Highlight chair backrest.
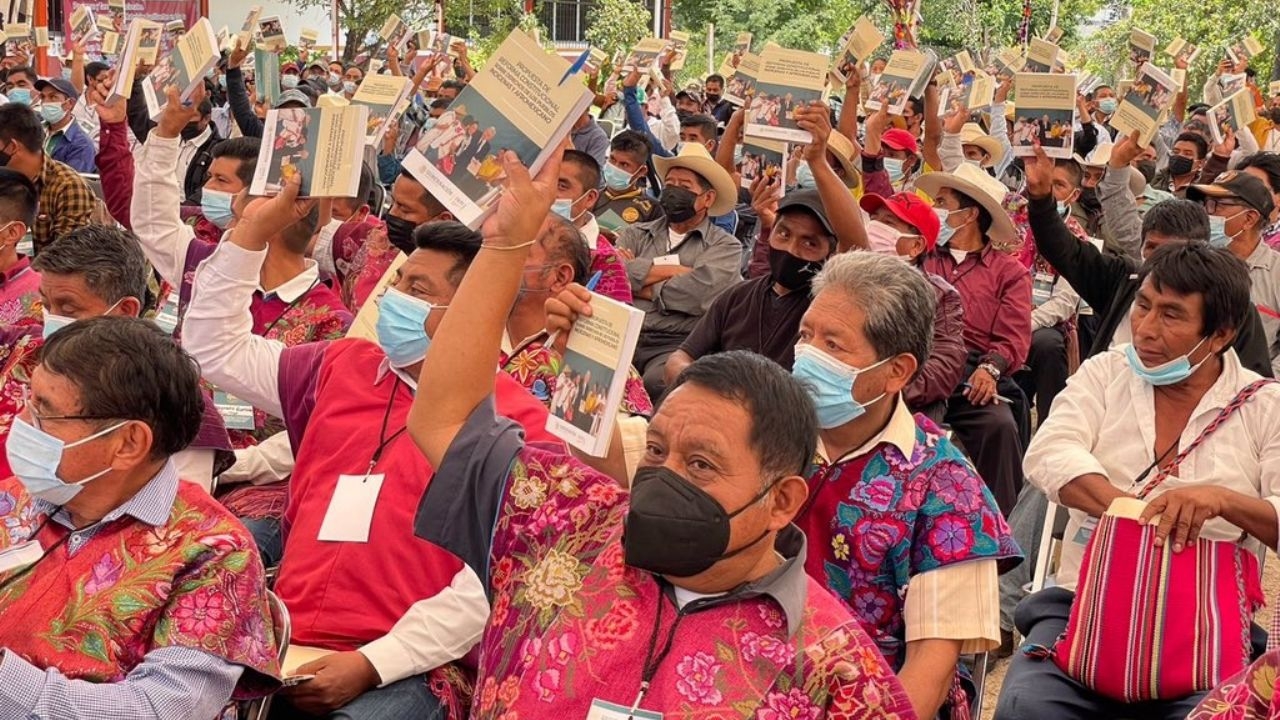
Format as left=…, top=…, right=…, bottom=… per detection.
left=79, top=173, right=104, bottom=202
left=597, top=118, right=616, bottom=138
left=267, top=590, right=290, bottom=661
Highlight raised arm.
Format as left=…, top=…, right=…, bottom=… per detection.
left=94, top=95, right=136, bottom=229
left=921, top=82, right=943, bottom=172
left=837, top=69, right=862, bottom=141
left=797, top=101, right=865, bottom=252
left=1099, top=132, right=1144, bottom=261
left=130, top=85, right=203, bottom=284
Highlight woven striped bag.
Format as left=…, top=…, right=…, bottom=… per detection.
left=1051, top=379, right=1273, bottom=701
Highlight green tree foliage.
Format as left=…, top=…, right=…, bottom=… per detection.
left=584, top=0, right=652, bottom=56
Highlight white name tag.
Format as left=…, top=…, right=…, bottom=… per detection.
left=0, top=540, right=44, bottom=573
left=154, top=295, right=181, bottom=335
left=1073, top=515, right=1098, bottom=546
left=587, top=699, right=663, bottom=720
left=317, top=474, right=385, bottom=543
left=652, top=254, right=682, bottom=267
left=214, top=390, right=256, bottom=431
left=1032, top=272, right=1055, bottom=307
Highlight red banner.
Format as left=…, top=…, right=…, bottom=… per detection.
left=62, top=0, right=200, bottom=56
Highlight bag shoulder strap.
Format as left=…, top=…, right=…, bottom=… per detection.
left=1138, top=378, right=1277, bottom=499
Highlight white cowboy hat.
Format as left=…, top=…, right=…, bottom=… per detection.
left=959, top=122, right=1006, bottom=168
left=654, top=142, right=739, bottom=216
left=1072, top=143, right=1110, bottom=168
left=825, top=130, right=861, bottom=188
left=914, top=163, right=1017, bottom=244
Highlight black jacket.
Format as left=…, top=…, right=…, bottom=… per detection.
left=1026, top=193, right=1274, bottom=378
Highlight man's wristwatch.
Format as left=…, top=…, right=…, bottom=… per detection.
left=977, top=362, right=1001, bottom=380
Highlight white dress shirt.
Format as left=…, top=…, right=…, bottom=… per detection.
left=1025, top=347, right=1280, bottom=591
left=182, top=241, right=487, bottom=685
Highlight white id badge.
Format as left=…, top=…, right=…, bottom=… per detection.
left=652, top=254, right=682, bottom=266
left=1073, top=515, right=1098, bottom=546
left=213, top=390, right=256, bottom=430
left=317, top=474, right=385, bottom=543
left=154, top=295, right=181, bottom=335
left=586, top=699, right=663, bottom=720
left=1032, top=272, right=1055, bottom=307
left=0, top=540, right=44, bottom=573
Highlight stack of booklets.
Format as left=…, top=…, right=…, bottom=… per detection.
left=938, top=51, right=976, bottom=88
left=400, top=29, right=594, bottom=228
left=142, top=18, right=220, bottom=121
left=546, top=291, right=645, bottom=457
left=258, top=15, right=286, bottom=52
left=619, top=37, right=667, bottom=74
left=378, top=14, right=410, bottom=55
left=991, top=49, right=1023, bottom=82
left=351, top=74, right=413, bottom=146
left=1010, top=72, right=1078, bottom=158
left=1227, top=36, right=1263, bottom=66
left=1024, top=38, right=1059, bottom=73
left=1164, top=37, right=1200, bottom=66
left=723, top=51, right=761, bottom=106
left=250, top=105, right=369, bottom=198
left=1109, top=62, right=1179, bottom=147
left=831, top=16, right=884, bottom=84
left=1209, top=90, right=1257, bottom=146
left=668, top=30, right=690, bottom=71
left=254, top=46, right=281, bottom=107
left=744, top=46, right=829, bottom=144
left=958, top=71, right=995, bottom=110
left=299, top=28, right=318, bottom=54
left=236, top=6, right=262, bottom=51
left=68, top=5, right=97, bottom=45
left=866, top=48, right=938, bottom=115
left=733, top=32, right=752, bottom=55
left=108, top=21, right=148, bottom=101
left=135, top=19, right=162, bottom=64
left=1129, top=29, right=1156, bottom=66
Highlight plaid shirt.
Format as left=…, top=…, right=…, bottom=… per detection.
left=34, top=154, right=98, bottom=254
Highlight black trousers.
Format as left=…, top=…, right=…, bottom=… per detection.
left=1015, top=326, right=1070, bottom=423
left=634, top=331, right=687, bottom=404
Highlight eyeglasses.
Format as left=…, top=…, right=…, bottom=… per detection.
left=18, top=387, right=120, bottom=432
left=1203, top=198, right=1248, bottom=215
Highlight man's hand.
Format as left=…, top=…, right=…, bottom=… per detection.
left=545, top=283, right=593, bottom=352
left=942, top=102, right=968, bottom=134
left=228, top=36, right=250, bottom=70
left=749, top=174, right=779, bottom=231
left=95, top=95, right=127, bottom=124
left=615, top=246, right=635, bottom=262
left=381, top=122, right=400, bottom=156
left=995, top=76, right=1013, bottom=104
left=795, top=101, right=832, bottom=164
left=155, top=83, right=205, bottom=138
left=844, top=66, right=863, bottom=93
left=1075, top=94, right=1091, bottom=125
left=963, top=367, right=998, bottom=405
left=479, top=141, right=564, bottom=249
left=284, top=651, right=381, bottom=715
left=863, top=104, right=891, bottom=155
left=232, top=174, right=316, bottom=251
left=622, top=69, right=641, bottom=89
left=1213, top=126, right=1236, bottom=158
left=1023, top=144, right=1055, bottom=199
left=1139, top=486, right=1229, bottom=553
left=1109, top=130, right=1143, bottom=168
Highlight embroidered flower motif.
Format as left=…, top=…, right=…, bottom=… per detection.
left=497, top=676, right=520, bottom=707
left=850, top=586, right=895, bottom=626
left=852, top=476, right=899, bottom=512
left=534, top=667, right=561, bottom=703
left=675, top=651, right=723, bottom=705
left=476, top=677, right=499, bottom=712
left=928, top=514, right=975, bottom=562
left=0, top=491, right=14, bottom=516
left=544, top=633, right=577, bottom=667
left=522, top=549, right=584, bottom=612
left=757, top=604, right=785, bottom=630
left=84, top=552, right=124, bottom=595
left=932, top=462, right=986, bottom=513
left=586, top=480, right=620, bottom=507
left=831, top=533, right=850, bottom=561
left=584, top=600, right=639, bottom=649
left=740, top=631, right=795, bottom=665
left=1251, top=662, right=1278, bottom=703
left=849, top=515, right=908, bottom=570
left=510, top=475, right=547, bottom=510
left=172, top=588, right=228, bottom=635
left=756, top=687, right=821, bottom=720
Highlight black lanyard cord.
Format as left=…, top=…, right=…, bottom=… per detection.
left=629, top=591, right=687, bottom=717
left=261, top=279, right=321, bottom=336
left=364, top=378, right=408, bottom=477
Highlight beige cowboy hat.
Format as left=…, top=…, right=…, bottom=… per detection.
left=960, top=122, right=1005, bottom=168
left=654, top=142, right=739, bottom=216
left=915, top=163, right=1017, bottom=244
left=1072, top=143, right=1110, bottom=168
left=825, top=130, right=861, bottom=188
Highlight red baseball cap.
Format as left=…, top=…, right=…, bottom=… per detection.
left=882, top=129, right=919, bottom=154
left=860, top=192, right=940, bottom=249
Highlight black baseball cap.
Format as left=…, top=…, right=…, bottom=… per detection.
left=1187, top=170, right=1276, bottom=219
left=777, top=189, right=835, bottom=236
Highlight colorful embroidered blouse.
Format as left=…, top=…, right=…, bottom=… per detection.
left=0, top=471, right=280, bottom=697
left=414, top=397, right=917, bottom=719
left=0, top=256, right=40, bottom=327
left=1190, top=648, right=1280, bottom=720
left=0, top=326, right=42, bottom=480
left=501, top=330, right=653, bottom=417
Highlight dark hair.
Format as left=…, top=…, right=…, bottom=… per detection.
left=669, top=350, right=818, bottom=478
left=541, top=215, right=591, bottom=283
left=954, top=191, right=994, bottom=235
left=397, top=168, right=447, bottom=217
left=441, top=79, right=467, bottom=94
left=39, top=317, right=204, bottom=458
left=906, top=96, right=924, bottom=116
left=1054, top=158, right=1082, bottom=187
left=1139, top=243, right=1252, bottom=339
left=210, top=137, right=261, bottom=186
left=281, top=204, right=321, bottom=255
left=31, top=224, right=149, bottom=308
left=1173, top=132, right=1209, bottom=160
left=3, top=66, right=35, bottom=85
left=1142, top=198, right=1210, bottom=243
left=342, top=161, right=376, bottom=213
left=85, top=61, right=110, bottom=80
left=562, top=148, right=601, bottom=191
left=610, top=129, right=652, bottom=161
left=293, top=83, right=320, bottom=105
left=1245, top=67, right=1257, bottom=79
left=705, top=73, right=725, bottom=87
left=413, top=220, right=483, bottom=287
left=0, top=166, right=37, bottom=226
left=680, top=113, right=718, bottom=142
left=429, top=98, right=450, bottom=111
left=1187, top=103, right=1211, bottom=117
left=1089, top=84, right=1113, bottom=99
left=0, top=103, right=44, bottom=153
left=1237, top=152, right=1280, bottom=194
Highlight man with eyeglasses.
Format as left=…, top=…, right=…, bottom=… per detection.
left=1187, top=172, right=1280, bottom=375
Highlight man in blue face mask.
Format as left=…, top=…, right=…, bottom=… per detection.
left=181, top=174, right=559, bottom=719
left=793, top=251, right=1020, bottom=719
left=33, top=78, right=95, bottom=173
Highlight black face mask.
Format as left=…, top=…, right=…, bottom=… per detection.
left=1078, top=185, right=1102, bottom=213
left=180, top=122, right=203, bottom=141
left=1134, top=159, right=1157, bottom=184
left=675, top=109, right=692, bottom=122
left=1269, top=108, right=1280, bottom=124
left=623, top=466, right=777, bottom=578
left=382, top=211, right=418, bottom=255
left=659, top=186, right=701, bottom=223
left=1167, top=154, right=1195, bottom=178
left=768, top=247, right=824, bottom=292
left=705, top=93, right=721, bottom=106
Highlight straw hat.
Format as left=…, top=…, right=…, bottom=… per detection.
left=825, top=130, right=861, bottom=188
left=654, top=142, right=739, bottom=216
left=959, top=122, right=1005, bottom=168
left=914, top=163, right=1018, bottom=244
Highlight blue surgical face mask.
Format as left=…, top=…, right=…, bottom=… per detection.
left=1123, top=338, right=1208, bottom=386
left=8, top=88, right=32, bottom=105
left=40, top=104, right=66, bottom=126
left=791, top=343, right=890, bottom=429
left=551, top=192, right=589, bottom=223
left=282, top=74, right=299, bottom=89
left=328, top=72, right=342, bottom=86
left=201, top=188, right=236, bottom=229
left=795, top=161, right=815, bottom=189
left=602, top=160, right=635, bottom=190
left=1056, top=201, right=1069, bottom=217
left=218, top=75, right=227, bottom=90
left=6, top=416, right=128, bottom=506
left=934, top=207, right=960, bottom=247
left=376, top=286, right=443, bottom=368
left=1208, top=211, right=1245, bottom=248
left=884, top=157, right=905, bottom=184
left=343, top=81, right=357, bottom=94
left=1098, top=98, right=1118, bottom=115
left=42, top=297, right=123, bottom=340
left=423, top=116, right=439, bottom=131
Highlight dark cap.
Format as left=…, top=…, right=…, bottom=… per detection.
left=1187, top=170, right=1276, bottom=220
left=777, top=189, right=835, bottom=236
left=33, top=77, right=78, bottom=102
left=675, top=88, right=704, bottom=104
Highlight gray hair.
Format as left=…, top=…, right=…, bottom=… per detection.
left=32, top=224, right=150, bottom=307
left=811, top=252, right=936, bottom=368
